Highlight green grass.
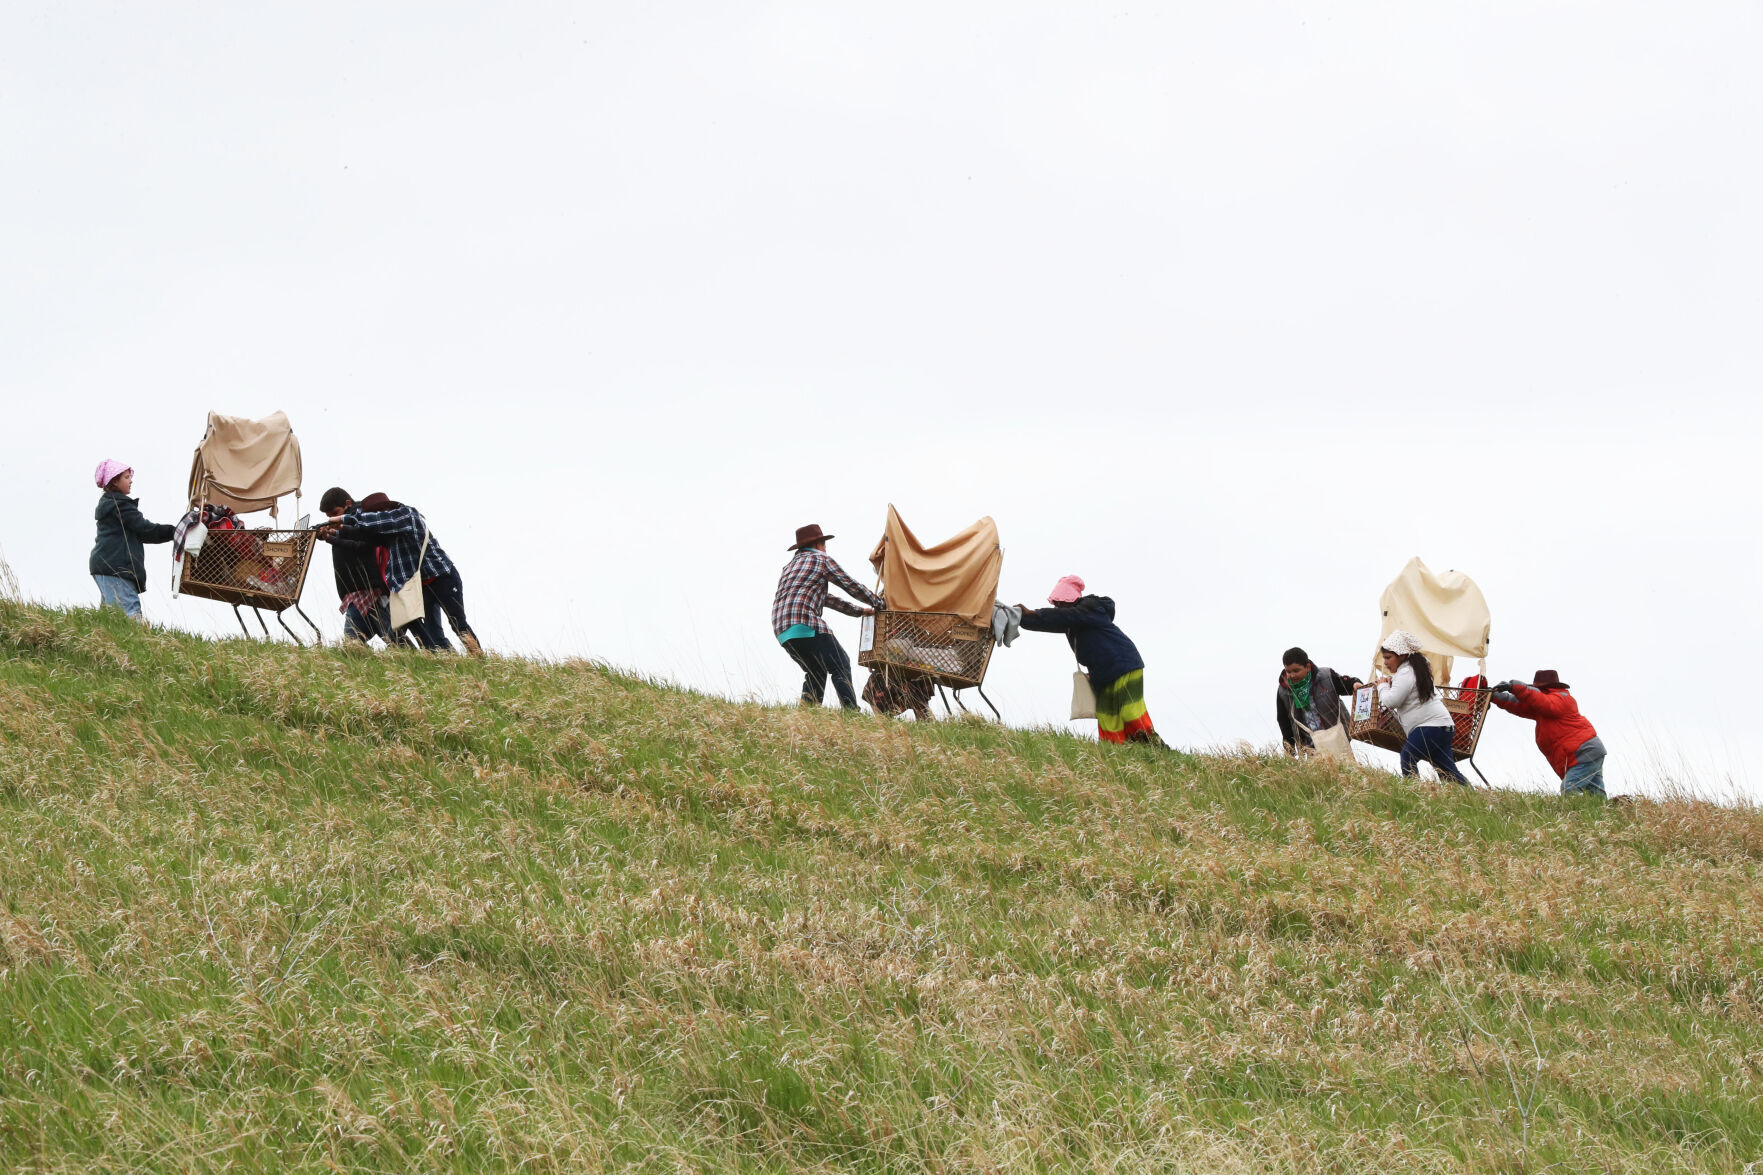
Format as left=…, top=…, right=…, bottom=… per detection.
left=2, top=600, right=1761, bottom=1172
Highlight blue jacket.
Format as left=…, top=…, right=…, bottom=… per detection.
left=89, top=491, right=175, bottom=590
left=1019, top=595, right=1145, bottom=687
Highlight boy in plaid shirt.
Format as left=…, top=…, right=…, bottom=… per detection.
left=772, top=523, right=882, bottom=709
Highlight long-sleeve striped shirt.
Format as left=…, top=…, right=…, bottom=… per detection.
left=770, top=548, right=883, bottom=639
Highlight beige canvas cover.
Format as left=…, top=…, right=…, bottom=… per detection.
left=1373, top=556, right=1491, bottom=684
left=188, top=411, right=303, bottom=515
left=867, top=505, right=1002, bottom=628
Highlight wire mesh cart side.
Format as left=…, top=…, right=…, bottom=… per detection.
left=177, top=528, right=322, bottom=645
left=1347, top=683, right=1493, bottom=786
left=857, top=609, right=1000, bottom=719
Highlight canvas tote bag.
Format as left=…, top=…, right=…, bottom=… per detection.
left=388, top=526, right=430, bottom=631
left=1294, top=677, right=1353, bottom=761
left=1069, top=670, right=1097, bottom=720
left=1307, top=716, right=1353, bottom=761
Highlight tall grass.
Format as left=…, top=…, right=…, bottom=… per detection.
left=0, top=547, right=20, bottom=601
left=1, top=600, right=1759, bottom=1172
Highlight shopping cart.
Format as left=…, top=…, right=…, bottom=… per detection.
left=177, top=525, right=322, bottom=644
left=859, top=506, right=1006, bottom=721
left=1347, top=681, right=1493, bottom=786
left=858, top=608, right=999, bottom=719
left=174, top=410, right=323, bottom=644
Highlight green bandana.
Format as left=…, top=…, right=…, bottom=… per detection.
left=1289, top=670, right=1314, bottom=713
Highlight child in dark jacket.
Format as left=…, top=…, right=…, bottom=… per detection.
left=88, top=460, right=175, bottom=619
left=1019, top=574, right=1167, bottom=747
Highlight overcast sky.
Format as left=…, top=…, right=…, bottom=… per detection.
left=3, top=2, right=1758, bottom=798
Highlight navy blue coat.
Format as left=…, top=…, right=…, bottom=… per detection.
left=89, top=492, right=175, bottom=590
left=1019, top=595, right=1145, bottom=687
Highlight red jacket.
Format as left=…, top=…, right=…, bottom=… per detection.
left=1492, top=685, right=1598, bottom=778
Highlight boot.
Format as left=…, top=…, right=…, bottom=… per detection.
left=460, top=631, right=484, bottom=658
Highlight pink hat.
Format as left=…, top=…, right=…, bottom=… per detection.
left=1047, top=574, right=1085, bottom=604
left=94, top=459, right=131, bottom=490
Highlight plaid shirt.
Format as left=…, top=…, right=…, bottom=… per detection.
left=340, top=504, right=455, bottom=593
left=771, top=548, right=883, bottom=637
left=338, top=588, right=384, bottom=617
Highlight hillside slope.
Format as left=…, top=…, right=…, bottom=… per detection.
left=1, top=601, right=1760, bottom=1173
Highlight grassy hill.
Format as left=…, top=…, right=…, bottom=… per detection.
left=1, top=601, right=1760, bottom=1173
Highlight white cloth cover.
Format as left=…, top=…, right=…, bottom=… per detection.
left=1373, top=557, right=1491, bottom=684
left=188, top=411, right=303, bottom=515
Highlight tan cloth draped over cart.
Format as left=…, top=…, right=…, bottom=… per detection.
left=1373, top=556, right=1491, bottom=685
left=867, top=505, right=1001, bottom=628
left=187, top=411, right=303, bottom=515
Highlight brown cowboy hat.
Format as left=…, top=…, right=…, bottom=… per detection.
left=1531, top=669, right=1570, bottom=690
left=789, top=523, right=834, bottom=551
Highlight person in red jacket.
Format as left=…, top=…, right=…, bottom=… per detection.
left=1491, top=670, right=1606, bottom=797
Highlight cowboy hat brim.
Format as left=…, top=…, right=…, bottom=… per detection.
left=788, top=534, right=834, bottom=550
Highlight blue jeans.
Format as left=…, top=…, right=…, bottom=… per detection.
left=343, top=597, right=396, bottom=644
left=783, top=632, right=859, bottom=709
left=1401, top=724, right=1467, bottom=784
left=1562, top=736, right=1607, bottom=797
left=93, top=574, right=142, bottom=618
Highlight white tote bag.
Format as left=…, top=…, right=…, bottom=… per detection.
left=1293, top=678, right=1354, bottom=761
left=1070, top=670, right=1097, bottom=720
left=388, top=526, right=430, bottom=631
left=1307, top=718, right=1353, bottom=762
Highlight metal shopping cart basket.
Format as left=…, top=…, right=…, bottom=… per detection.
left=858, top=608, right=999, bottom=717
left=173, top=410, right=323, bottom=644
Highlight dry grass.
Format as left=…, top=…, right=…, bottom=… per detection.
left=0, top=547, right=20, bottom=601
left=0, top=599, right=1759, bottom=1172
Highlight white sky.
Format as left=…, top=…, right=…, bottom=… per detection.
left=3, top=2, right=1758, bottom=798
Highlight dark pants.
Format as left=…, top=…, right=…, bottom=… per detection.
left=406, top=570, right=473, bottom=650
left=784, top=632, right=859, bottom=710
left=1401, top=724, right=1467, bottom=784
left=343, top=597, right=396, bottom=644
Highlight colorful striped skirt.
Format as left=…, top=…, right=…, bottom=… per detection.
left=1095, top=669, right=1159, bottom=744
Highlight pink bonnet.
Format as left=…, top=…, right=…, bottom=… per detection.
left=94, top=459, right=132, bottom=490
